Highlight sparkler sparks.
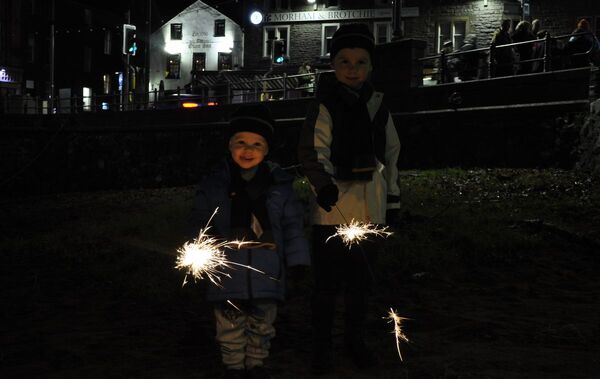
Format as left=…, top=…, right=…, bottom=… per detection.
left=326, top=219, right=393, bottom=247
left=175, top=208, right=273, bottom=286
left=386, top=308, right=410, bottom=362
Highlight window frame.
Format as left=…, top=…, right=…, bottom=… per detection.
left=170, top=23, right=183, bottom=40
left=218, top=52, right=233, bottom=71
left=214, top=19, right=226, bottom=37
left=436, top=18, right=469, bottom=53
left=263, top=25, right=290, bottom=58
left=166, top=54, right=181, bottom=79
left=321, top=23, right=340, bottom=57
left=192, top=52, right=207, bottom=72
left=374, top=21, right=391, bottom=44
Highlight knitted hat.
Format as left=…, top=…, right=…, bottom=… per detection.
left=330, top=23, right=375, bottom=60
left=228, top=104, right=274, bottom=147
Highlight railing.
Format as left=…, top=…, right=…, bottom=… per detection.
left=420, top=31, right=598, bottom=85
left=1, top=71, right=328, bottom=114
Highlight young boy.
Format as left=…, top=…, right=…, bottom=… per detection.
left=189, top=104, right=310, bottom=379
left=297, top=23, right=401, bottom=374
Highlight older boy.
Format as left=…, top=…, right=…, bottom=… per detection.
left=298, top=23, right=401, bottom=374
left=189, top=104, right=310, bottom=379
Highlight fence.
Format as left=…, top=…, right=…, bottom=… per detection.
left=420, top=31, right=599, bottom=85
left=1, top=70, right=329, bottom=115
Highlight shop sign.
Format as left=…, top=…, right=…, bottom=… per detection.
left=266, top=7, right=419, bottom=23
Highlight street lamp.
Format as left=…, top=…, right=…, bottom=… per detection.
left=250, top=11, right=263, bottom=25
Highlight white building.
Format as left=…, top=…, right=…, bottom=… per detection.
left=149, top=0, right=244, bottom=92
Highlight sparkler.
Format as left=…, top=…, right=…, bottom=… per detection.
left=386, top=308, right=410, bottom=362
left=175, top=208, right=275, bottom=287
left=326, top=219, right=393, bottom=247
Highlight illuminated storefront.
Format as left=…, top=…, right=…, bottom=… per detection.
left=148, top=0, right=244, bottom=92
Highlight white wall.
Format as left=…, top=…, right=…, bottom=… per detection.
left=149, top=0, right=244, bottom=92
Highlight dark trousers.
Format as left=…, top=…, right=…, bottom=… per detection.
left=310, top=225, right=381, bottom=351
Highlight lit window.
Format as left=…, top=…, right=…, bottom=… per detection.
left=192, top=53, right=206, bottom=72
left=166, top=54, right=181, bottom=79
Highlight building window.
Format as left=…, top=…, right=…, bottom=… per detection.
left=218, top=52, right=232, bottom=71
left=192, top=52, right=206, bottom=72
left=437, top=19, right=467, bottom=52
left=374, top=22, right=391, bottom=44
left=263, top=25, right=290, bottom=58
left=27, top=34, right=35, bottom=63
left=166, top=54, right=181, bottom=79
left=214, top=19, right=225, bottom=37
left=171, top=23, right=183, bottom=40
left=104, top=30, right=111, bottom=55
left=321, top=23, right=339, bottom=57
left=84, top=9, right=92, bottom=26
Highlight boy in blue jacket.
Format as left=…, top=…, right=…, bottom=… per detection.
left=188, top=104, right=310, bottom=379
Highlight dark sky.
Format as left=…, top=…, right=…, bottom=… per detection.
left=62, top=0, right=242, bottom=30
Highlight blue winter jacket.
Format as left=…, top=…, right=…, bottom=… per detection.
left=188, top=159, right=310, bottom=302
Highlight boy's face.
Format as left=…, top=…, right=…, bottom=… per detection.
left=332, top=47, right=372, bottom=90
left=229, top=131, right=268, bottom=169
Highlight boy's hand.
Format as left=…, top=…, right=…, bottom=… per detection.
left=316, top=184, right=338, bottom=212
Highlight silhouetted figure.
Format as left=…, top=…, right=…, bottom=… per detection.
left=437, top=40, right=456, bottom=83
left=511, top=21, right=536, bottom=74
left=297, top=62, right=314, bottom=96
left=490, top=20, right=514, bottom=77
left=565, top=19, right=597, bottom=68
left=531, top=19, right=548, bottom=73
left=456, top=34, right=480, bottom=81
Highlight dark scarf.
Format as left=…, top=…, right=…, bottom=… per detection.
left=326, top=83, right=386, bottom=181
left=228, top=161, right=273, bottom=242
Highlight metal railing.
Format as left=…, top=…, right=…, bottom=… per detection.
left=1, top=71, right=328, bottom=114
left=420, top=31, right=599, bottom=85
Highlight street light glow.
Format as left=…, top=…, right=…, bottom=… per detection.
left=250, top=11, right=263, bottom=25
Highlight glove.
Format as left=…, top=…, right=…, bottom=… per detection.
left=386, top=208, right=401, bottom=228
left=316, top=184, right=338, bottom=212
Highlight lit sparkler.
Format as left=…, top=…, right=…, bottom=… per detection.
left=326, top=219, right=393, bottom=247
left=175, top=208, right=274, bottom=287
left=386, top=308, right=410, bottom=362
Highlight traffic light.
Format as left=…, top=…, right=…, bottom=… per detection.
left=272, top=39, right=286, bottom=64
left=123, top=24, right=137, bottom=56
